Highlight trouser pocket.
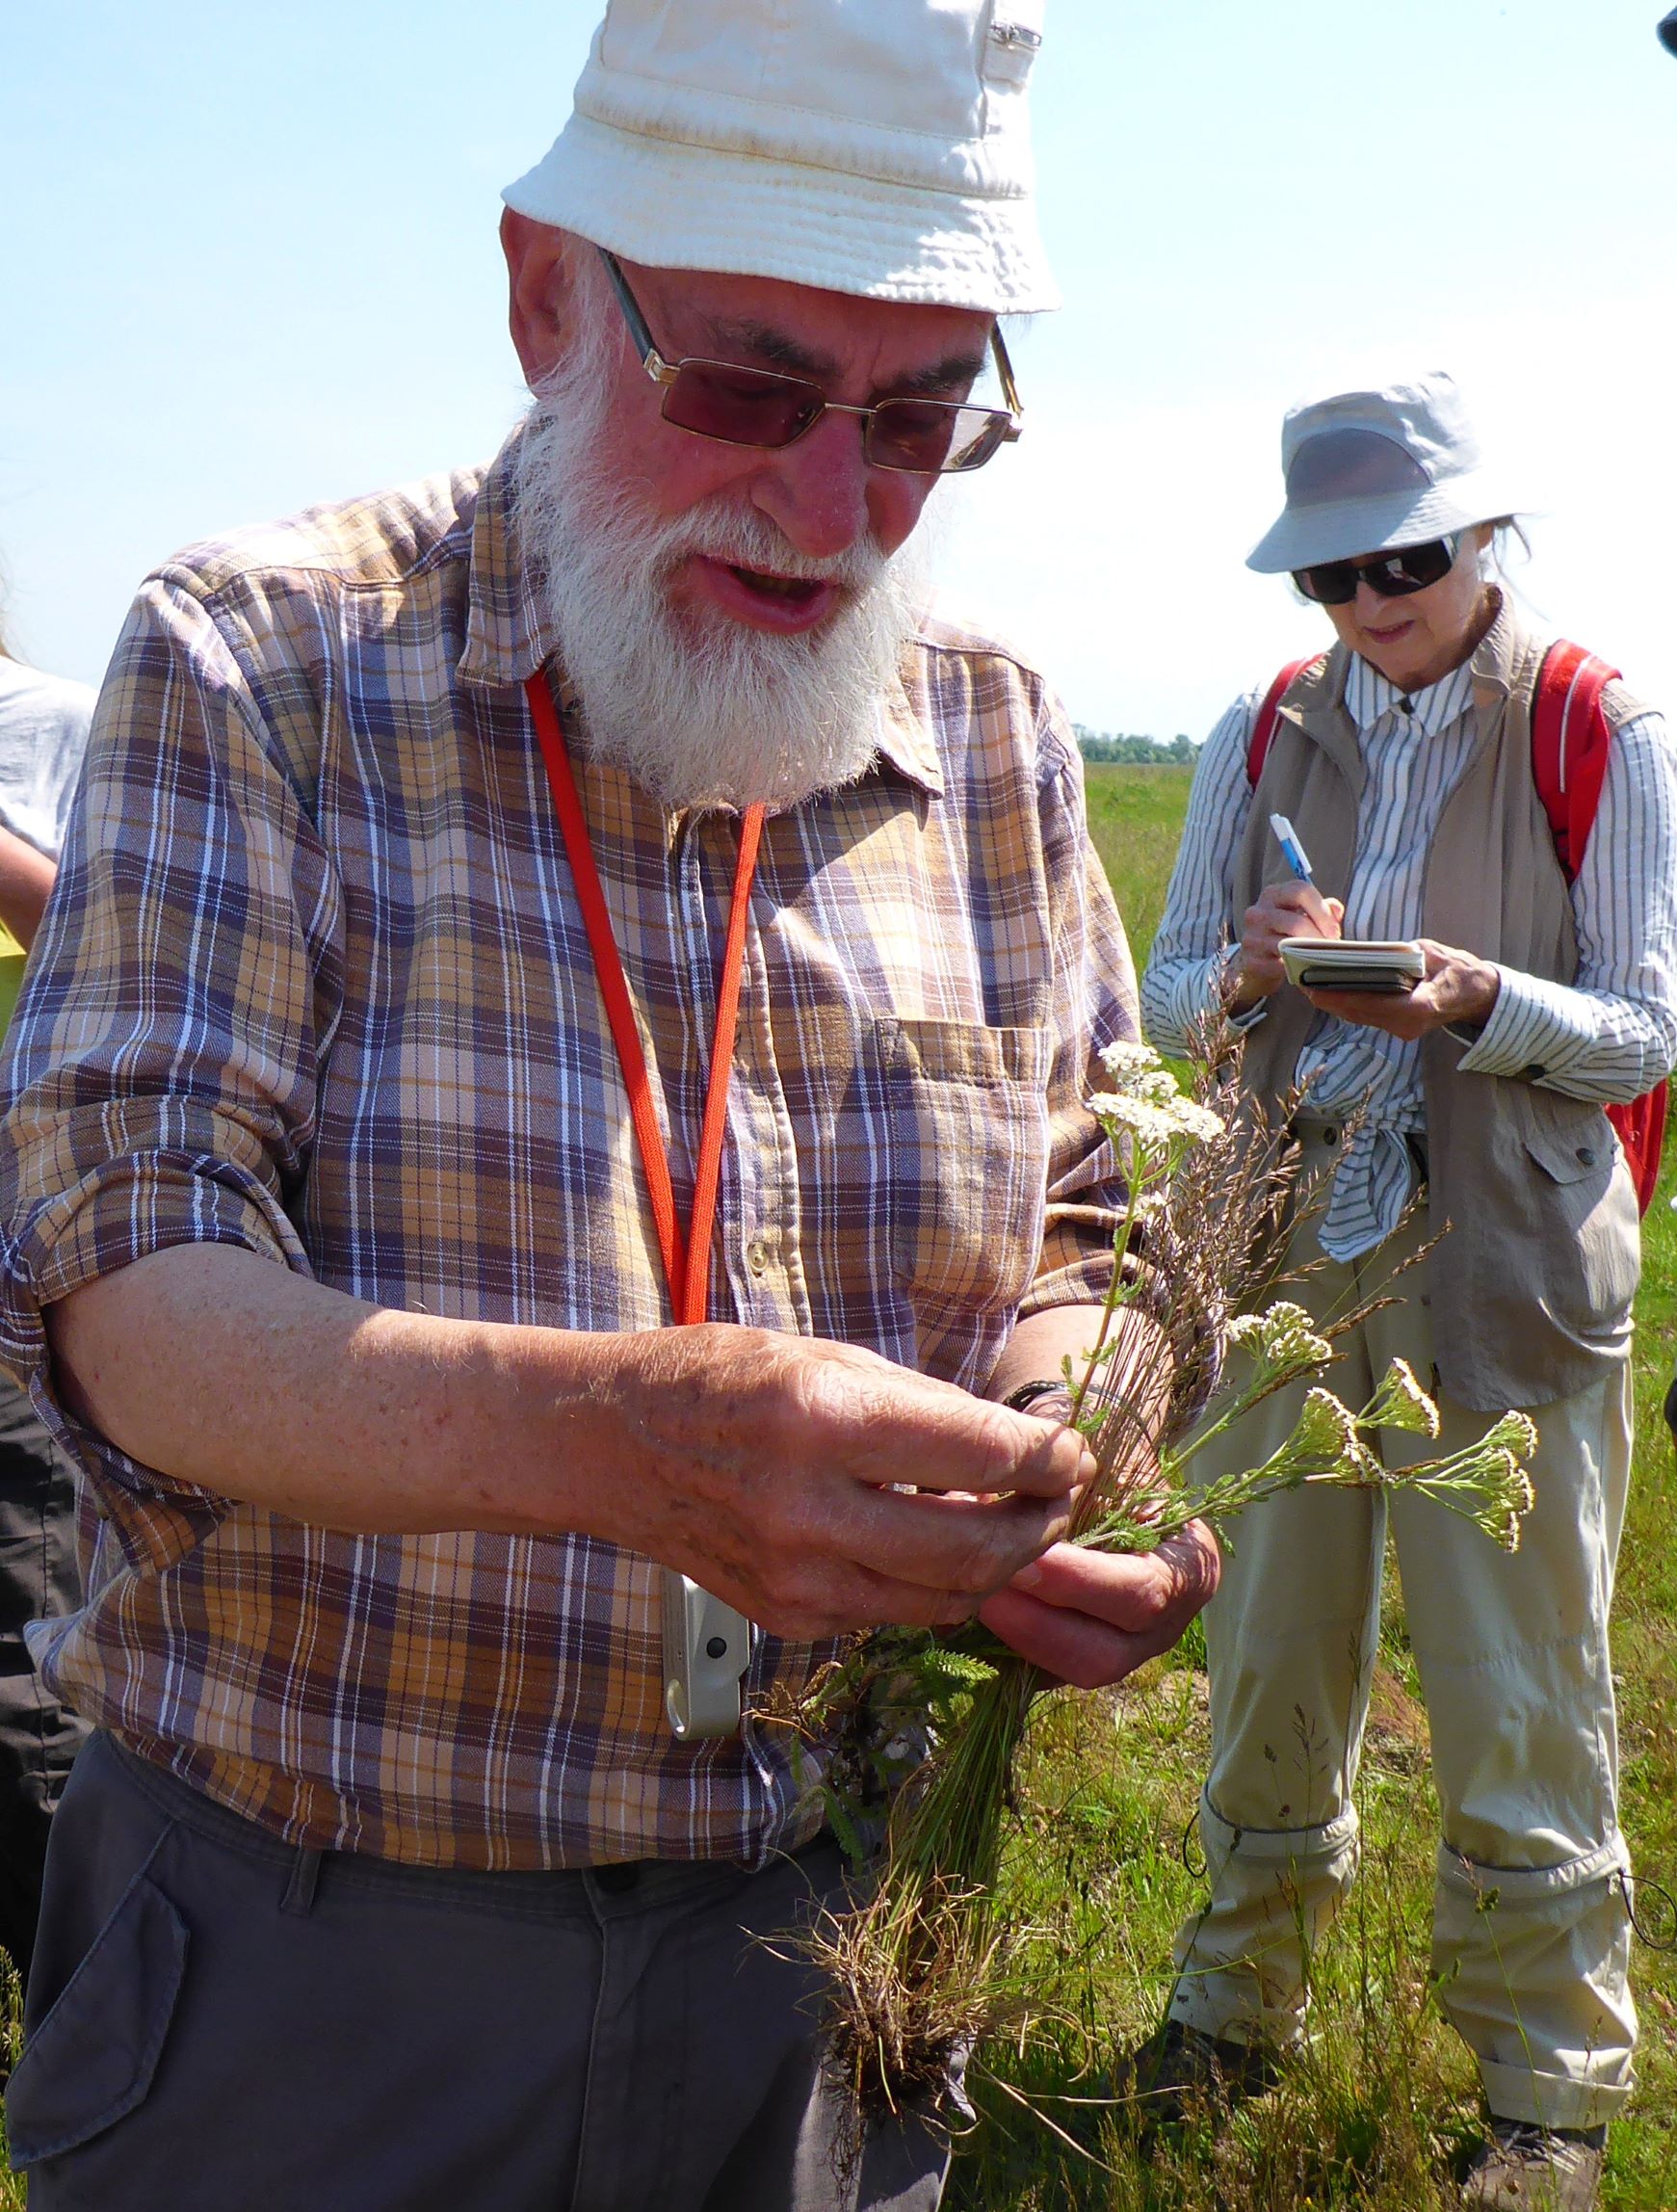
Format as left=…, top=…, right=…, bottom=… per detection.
left=5, top=1842, right=189, bottom=2167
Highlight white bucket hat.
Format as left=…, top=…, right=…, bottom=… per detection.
left=502, top=0, right=1058, bottom=315
left=1246, top=370, right=1522, bottom=574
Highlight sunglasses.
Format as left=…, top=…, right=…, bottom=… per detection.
left=597, top=250, right=1023, bottom=476
left=1292, top=535, right=1462, bottom=606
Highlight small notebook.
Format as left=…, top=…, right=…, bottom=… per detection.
left=1278, top=936, right=1425, bottom=994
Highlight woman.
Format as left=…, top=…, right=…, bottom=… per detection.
left=1139, top=371, right=1677, bottom=2212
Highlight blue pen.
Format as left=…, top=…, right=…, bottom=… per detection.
left=1269, top=812, right=1315, bottom=885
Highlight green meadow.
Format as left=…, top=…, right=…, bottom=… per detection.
left=0, top=762, right=1669, bottom=2210
left=944, top=762, right=1677, bottom=2212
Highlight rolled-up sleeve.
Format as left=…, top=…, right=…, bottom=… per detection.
left=0, top=571, right=342, bottom=1490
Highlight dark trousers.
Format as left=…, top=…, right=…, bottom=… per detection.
left=0, top=1378, right=86, bottom=1986
left=7, top=1730, right=951, bottom=2211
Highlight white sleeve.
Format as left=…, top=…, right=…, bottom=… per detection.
left=1140, top=692, right=1262, bottom=1058
left=1455, top=710, right=1677, bottom=1099
left=0, top=674, right=95, bottom=861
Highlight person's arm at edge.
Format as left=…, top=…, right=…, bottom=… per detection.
left=0, top=826, right=56, bottom=949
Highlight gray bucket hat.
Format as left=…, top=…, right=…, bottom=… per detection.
left=1246, top=369, right=1521, bottom=575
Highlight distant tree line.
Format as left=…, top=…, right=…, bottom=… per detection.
left=1072, top=726, right=1200, bottom=765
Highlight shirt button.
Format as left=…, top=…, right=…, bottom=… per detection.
left=746, top=1238, right=771, bottom=1277
left=1576, top=1146, right=1597, bottom=1167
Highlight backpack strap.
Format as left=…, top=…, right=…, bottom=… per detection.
left=1245, top=657, right=1319, bottom=785
left=1529, top=640, right=1622, bottom=883
left=1529, top=641, right=1665, bottom=1214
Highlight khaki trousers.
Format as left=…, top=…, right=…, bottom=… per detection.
left=1170, top=1146, right=1637, bottom=2129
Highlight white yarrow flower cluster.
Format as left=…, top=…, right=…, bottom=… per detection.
left=1288, top=1386, right=1364, bottom=1470
left=1227, top=1301, right=1333, bottom=1375
left=1411, top=1440, right=1537, bottom=1554
left=1098, top=1040, right=1164, bottom=1085
left=1089, top=1039, right=1226, bottom=1151
left=1361, top=1357, right=1442, bottom=1440
left=1087, top=1092, right=1224, bottom=1149
left=1481, top=1409, right=1539, bottom=1462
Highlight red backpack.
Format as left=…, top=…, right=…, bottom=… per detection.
left=1246, top=645, right=1668, bottom=1214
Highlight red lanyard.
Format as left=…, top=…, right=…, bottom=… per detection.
left=524, top=674, right=764, bottom=1326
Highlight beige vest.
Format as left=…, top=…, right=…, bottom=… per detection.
left=1235, top=601, right=1643, bottom=1411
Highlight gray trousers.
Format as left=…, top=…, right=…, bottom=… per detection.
left=6, top=1730, right=949, bottom=2212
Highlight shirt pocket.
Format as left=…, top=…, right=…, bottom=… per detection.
left=872, top=1015, right=1053, bottom=1319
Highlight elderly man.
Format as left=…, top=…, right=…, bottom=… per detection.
left=0, top=4, right=1215, bottom=2207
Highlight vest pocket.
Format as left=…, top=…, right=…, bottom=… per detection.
left=1518, top=1105, right=1639, bottom=1338
left=873, top=1015, right=1052, bottom=1318
left=1521, top=1110, right=1617, bottom=1187
left=5, top=1865, right=189, bottom=2165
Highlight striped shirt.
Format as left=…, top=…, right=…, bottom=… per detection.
left=1142, top=644, right=1677, bottom=1259
left=0, top=434, right=1137, bottom=1870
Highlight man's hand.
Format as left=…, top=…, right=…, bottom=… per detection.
left=614, top=1328, right=1094, bottom=1643
left=977, top=1523, right=1220, bottom=1689
left=1228, top=881, right=1345, bottom=1011
left=1301, top=937, right=1500, bottom=1040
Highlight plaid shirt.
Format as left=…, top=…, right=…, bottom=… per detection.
left=0, top=433, right=1138, bottom=1870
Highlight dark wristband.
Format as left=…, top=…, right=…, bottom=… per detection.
left=1001, top=1377, right=1075, bottom=1417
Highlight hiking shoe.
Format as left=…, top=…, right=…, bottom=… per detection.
left=1113, top=2019, right=1283, bottom=2127
left=1461, top=2120, right=1606, bottom=2210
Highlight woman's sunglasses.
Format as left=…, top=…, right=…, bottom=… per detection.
left=1293, top=534, right=1461, bottom=606
left=598, top=250, right=1023, bottom=477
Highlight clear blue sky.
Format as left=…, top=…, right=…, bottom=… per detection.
left=5, top=1, right=1675, bottom=738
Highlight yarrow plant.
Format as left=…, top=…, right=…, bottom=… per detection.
left=781, top=1030, right=1539, bottom=2144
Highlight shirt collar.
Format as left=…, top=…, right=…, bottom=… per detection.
left=457, top=426, right=556, bottom=692
left=1343, top=644, right=1478, bottom=739
left=457, top=424, right=943, bottom=801
left=872, top=649, right=944, bottom=797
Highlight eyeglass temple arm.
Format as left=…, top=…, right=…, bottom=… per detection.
left=597, top=249, right=678, bottom=385
left=989, top=323, right=1024, bottom=439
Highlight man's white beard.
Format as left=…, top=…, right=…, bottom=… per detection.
left=511, top=340, right=925, bottom=814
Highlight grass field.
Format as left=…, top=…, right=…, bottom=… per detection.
left=942, top=762, right=1677, bottom=2211
left=0, top=763, right=1667, bottom=2209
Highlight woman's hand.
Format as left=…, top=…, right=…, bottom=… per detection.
left=1227, top=882, right=1345, bottom=1012
left=1301, top=937, right=1501, bottom=1040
